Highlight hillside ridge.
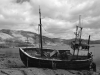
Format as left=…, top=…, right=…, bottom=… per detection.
left=0, top=29, right=99, bottom=48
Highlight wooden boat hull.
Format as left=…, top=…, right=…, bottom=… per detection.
left=19, top=48, right=92, bottom=70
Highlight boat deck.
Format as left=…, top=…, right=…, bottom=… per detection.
left=23, top=48, right=90, bottom=60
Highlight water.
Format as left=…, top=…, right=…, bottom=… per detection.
left=89, top=44, right=100, bottom=66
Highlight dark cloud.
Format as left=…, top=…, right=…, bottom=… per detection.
left=16, top=0, right=30, bottom=3
left=0, top=0, right=100, bottom=40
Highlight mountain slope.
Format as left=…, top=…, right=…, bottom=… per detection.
left=0, top=29, right=63, bottom=48
left=0, top=29, right=99, bottom=48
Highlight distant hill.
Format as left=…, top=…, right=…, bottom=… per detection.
left=0, top=29, right=99, bottom=48
left=0, top=29, right=63, bottom=48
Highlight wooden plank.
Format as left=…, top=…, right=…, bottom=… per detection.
left=50, top=51, right=57, bottom=57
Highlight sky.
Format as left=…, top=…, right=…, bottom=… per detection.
left=0, top=0, right=100, bottom=40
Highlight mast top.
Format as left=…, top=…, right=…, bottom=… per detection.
left=39, top=6, right=41, bottom=18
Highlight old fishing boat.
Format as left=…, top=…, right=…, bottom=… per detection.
left=19, top=8, right=96, bottom=71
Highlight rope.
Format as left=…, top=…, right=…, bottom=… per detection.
left=42, top=26, right=48, bottom=34
left=42, top=26, right=68, bottom=34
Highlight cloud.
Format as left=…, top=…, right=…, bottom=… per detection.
left=0, top=0, right=33, bottom=28
left=0, top=0, right=100, bottom=40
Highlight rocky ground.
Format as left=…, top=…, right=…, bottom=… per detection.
left=0, top=57, right=99, bottom=75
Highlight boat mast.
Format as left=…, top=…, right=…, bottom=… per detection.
left=75, top=15, right=82, bottom=43
left=72, top=15, right=83, bottom=58
left=79, top=15, right=82, bottom=44
left=77, top=15, right=82, bottom=57
left=87, top=35, right=90, bottom=54
left=39, top=7, right=43, bottom=56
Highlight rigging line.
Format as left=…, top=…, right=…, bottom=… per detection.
left=42, top=26, right=48, bottom=33
left=42, top=26, right=68, bottom=34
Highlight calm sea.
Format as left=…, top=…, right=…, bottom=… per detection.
left=89, top=44, right=100, bottom=66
